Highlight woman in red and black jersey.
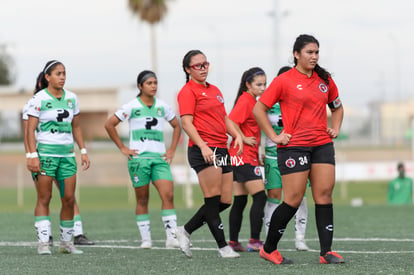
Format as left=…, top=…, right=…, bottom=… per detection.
left=253, top=34, right=345, bottom=265
left=175, top=50, right=243, bottom=258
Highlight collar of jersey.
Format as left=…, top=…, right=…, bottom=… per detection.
left=137, top=96, right=156, bottom=109
left=189, top=78, right=210, bottom=88
left=292, top=67, right=317, bottom=79
left=45, top=88, right=66, bottom=101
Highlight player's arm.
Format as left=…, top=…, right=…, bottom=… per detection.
left=26, top=115, right=40, bottom=173
left=327, top=105, right=344, bottom=139
left=225, top=116, right=243, bottom=156
left=104, top=114, right=138, bottom=160
left=72, top=115, right=90, bottom=170
left=163, top=117, right=181, bottom=164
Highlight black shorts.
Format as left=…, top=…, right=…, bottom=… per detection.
left=233, top=164, right=263, bottom=182
left=277, top=142, right=335, bottom=176
left=187, top=146, right=233, bottom=174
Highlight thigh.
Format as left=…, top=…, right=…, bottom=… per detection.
left=153, top=179, right=174, bottom=199
left=61, top=174, right=77, bottom=199
left=281, top=171, right=309, bottom=207
left=310, top=163, right=335, bottom=204
left=232, top=181, right=248, bottom=196
left=245, top=179, right=265, bottom=195
left=220, top=172, right=234, bottom=204
left=197, top=166, right=223, bottom=197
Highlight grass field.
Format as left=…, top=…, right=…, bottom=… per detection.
left=1, top=184, right=413, bottom=274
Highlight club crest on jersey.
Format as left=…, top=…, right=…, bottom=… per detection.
left=133, top=174, right=139, bottom=183
left=319, top=83, right=328, bottom=93
left=254, top=166, right=262, bottom=176
left=216, top=95, right=224, bottom=103
left=67, top=99, right=73, bottom=109
left=157, top=108, right=164, bottom=117
left=285, top=157, right=296, bottom=168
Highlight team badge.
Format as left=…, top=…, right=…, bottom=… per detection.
left=134, top=174, right=139, bottom=183
left=319, top=83, right=328, bottom=93
left=216, top=95, right=224, bottom=103
left=157, top=108, right=163, bottom=117
left=333, top=97, right=342, bottom=108
left=285, top=157, right=296, bottom=168
left=67, top=99, right=73, bottom=109
left=254, top=166, right=262, bottom=176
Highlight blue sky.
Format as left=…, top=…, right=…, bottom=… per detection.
left=0, top=0, right=413, bottom=112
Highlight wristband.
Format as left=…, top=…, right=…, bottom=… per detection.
left=25, top=153, right=31, bottom=159
left=30, top=152, right=38, bottom=158
left=80, top=148, right=88, bottom=154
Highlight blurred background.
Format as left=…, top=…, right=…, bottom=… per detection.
left=1, top=0, right=414, bottom=196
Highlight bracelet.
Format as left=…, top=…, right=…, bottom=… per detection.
left=30, top=152, right=38, bottom=158
left=80, top=148, right=87, bottom=154
left=25, top=153, right=31, bottom=158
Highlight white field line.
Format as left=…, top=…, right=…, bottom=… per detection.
left=1, top=238, right=414, bottom=254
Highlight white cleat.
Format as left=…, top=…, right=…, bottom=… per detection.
left=218, top=245, right=240, bottom=258
left=37, top=242, right=52, bottom=255
left=58, top=241, right=83, bottom=254
left=175, top=226, right=192, bottom=258
left=140, top=240, right=152, bottom=249
left=165, top=237, right=180, bottom=249
left=295, top=239, right=310, bottom=251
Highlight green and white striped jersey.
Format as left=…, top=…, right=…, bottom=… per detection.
left=27, top=89, right=79, bottom=157
left=114, top=97, right=176, bottom=157
left=265, top=103, right=283, bottom=148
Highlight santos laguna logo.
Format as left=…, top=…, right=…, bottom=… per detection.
left=212, top=147, right=244, bottom=168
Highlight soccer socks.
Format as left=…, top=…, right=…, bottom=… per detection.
left=184, top=202, right=230, bottom=234
left=161, top=209, right=177, bottom=241
left=250, top=191, right=266, bottom=240
left=295, top=197, right=308, bottom=241
left=229, top=195, right=248, bottom=242
left=203, top=195, right=227, bottom=248
left=35, top=216, right=51, bottom=243
left=73, top=214, right=84, bottom=237
left=60, top=220, right=75, bottom=242
left=264, top=197, right=280, bottom=236
left=264, top=202, right=297, bottom=253
left=315, top=204, right=334, bottom=256
left=136, top=214, right=151, bottom=243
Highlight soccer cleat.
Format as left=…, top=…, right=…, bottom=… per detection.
left=165, top=237, right=180, bottom=249
left=74, top=234, right=95, bottom=245
left=260, top=247, right=293, bottom=265
left=58, top=241, right=83, bottom=254
left=140, top=240, right=152, bottom=249
left=37, top=242, right=52, bottom=255
left=246, top=239, right=263, bottom=252
left=295, top=239, right=309, bottom=251
left=320, top=251, right=345, bottom=264
left=229, top=241, right=247, bottom=252
left=175, top=226, right=192, bottom=258
left=218, top=245, right=240, bottom=258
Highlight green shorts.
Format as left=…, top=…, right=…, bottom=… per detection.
left=264, top=155, right=282, bottom=190
left=33, top=155, right=77, bottom=181
left=128, top=156, right=173, bottom=187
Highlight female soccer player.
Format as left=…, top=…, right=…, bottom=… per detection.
left=175, top=49, right=243, bottom=258
left=263, top=66, right=309, bottom=251
left=105, top=70, right=181, bottom=249
left=253, top=34, right=345, bottom=265
left=26, top=60, right=90, bottom=255
left=228, top=67, right=267, bottom=252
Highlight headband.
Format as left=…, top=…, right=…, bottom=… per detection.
left=43, top=61, right=60, bottom=74
left=139, top=72, right=157, bottom=85
left=246, top=70, right=265, bottom=82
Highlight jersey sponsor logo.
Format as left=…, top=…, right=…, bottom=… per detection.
left=56, top=109, right=70, bottom=122
left=145, top=117, right=158, bottom=130
left=319, top=83, right=328, bottom=93
left=229, top=155, right=244, bottom=167
left=254, top=166, right=262, bottom=176
left=296, top=84, right=303, bottom=90
left=46, top=102, right=53, bottom=109
left=216, top=95, right=224, bottom=103
left=285, top=157, right=296, bottom=168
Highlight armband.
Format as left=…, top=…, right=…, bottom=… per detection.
left=328, top=97, right=342, bottom=109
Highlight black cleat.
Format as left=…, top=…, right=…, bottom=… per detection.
left=74, top=234, right=95, bottom=245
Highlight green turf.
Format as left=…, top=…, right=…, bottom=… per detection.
left=0, top=184, right=413, bottom=274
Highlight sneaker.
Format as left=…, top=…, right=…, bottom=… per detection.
left=246, top=239, right=263, bottom=252
left=74, top=234, right=95, bottom=245
left=58, top=241, right=83, bottom=254
left=37, top=242, right=52, bottom=255
left=140, top=240, right=152, bottom=249
left=320, top=251, right=345, bottom=264
left=229, top=241, right=247, bottom=252
left=165, top=238, right=180, bottom=249
left=295, top=239, right=309, bottom=251
left=260, top=247, right=293, bottom=265
left=218, top=245, right=240, bottom=258
left=48, top=236, right=53, bottom=248
left=175, top=226, right=192, bottom=258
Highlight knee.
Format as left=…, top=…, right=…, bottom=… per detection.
left=136, top=195, right=149, bottom=207
left=38, top=193, right=52, bottom=205
left=252, top=190, right=267, bottom=206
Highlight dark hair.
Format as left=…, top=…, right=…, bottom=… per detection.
left=277, top=66, right=291, bottom=76
left=234, top=67, right=265, bottom=106
left=293, top=34, right=330, bottom=84
left=182, top=50, right=204, bottom=83
left=34, top=60, right=63, bottom=93
left=136, top=70, right=157, bottom=96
